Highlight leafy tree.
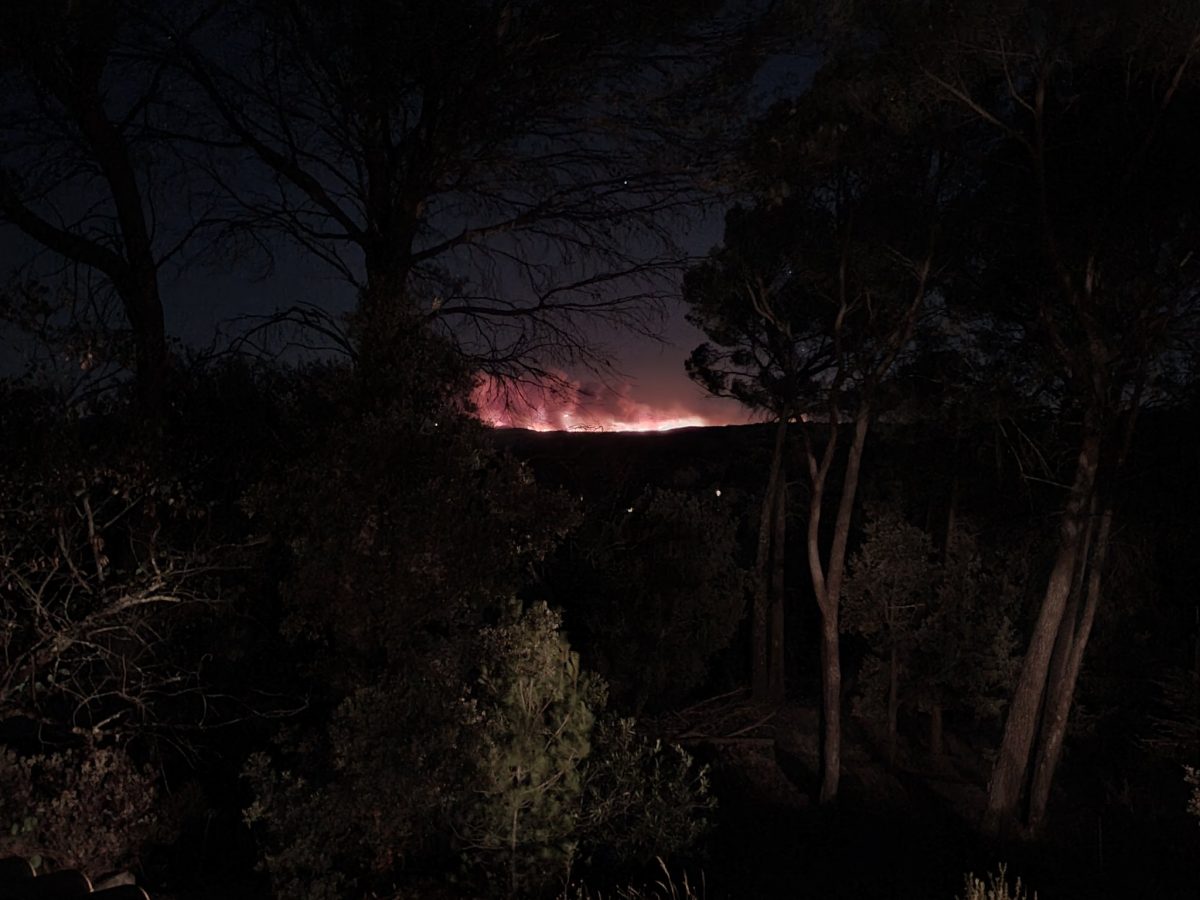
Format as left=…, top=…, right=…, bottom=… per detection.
left=0, top=380, right=253, bottom=882
left=900, top=0, right=1200, bottom=834
left=910, top=525, right=1024, bottom=755
left=684, top=39, right=950, bottom=801
left=576, top=718, right=713, bottom=872
left=245, top=600, right=713, bottom=899
left=458, top=602, right=604, bottom=896
left=842, top=507, right=938, bottom=763
left=243, top=666, right=482, bottom=900
left=1144, top=665, right=1200, bottom=831
left=843, top=509, right=1024, bottom=763
left=684, top=199, right=829, bottom=707
left=1187, top=767, right=1200, bottom=823
left=238, top=330, right=567, bottom=894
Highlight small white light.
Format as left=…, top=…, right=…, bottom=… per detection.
left=715, top=489, right=722, bottom=497
left=626, top=507, right=634, bottom=513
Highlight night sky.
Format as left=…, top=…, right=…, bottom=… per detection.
left=1, top=36, right=821, bottom=432
left=7, top=224, right=756, bottom=430
left=1, top=165, right=753, bottom=430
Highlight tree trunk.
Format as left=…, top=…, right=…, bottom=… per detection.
left=982, top=421, right=1102, bottom=837
left=59, top=61, right=171, bottom=419
left=927, top=469, right=955, bottom=762
left=818, top=611, right=841, bottom=805
left=358, top=243, right=418, bottom=369
left=509, top=803, right=519, bottom=898
left=0, top=50, right=172, bottom=420
left=887, top=643, right=899, bottom=767
left=1026, top=505, right=1113, bottom=834
left=929, top=702, right=944, bottom=758
left=768, top=476, right=788, bottom=703
left=810, top=409, right=872, bottom=805
left=1029, top=493, right=1096, bottom=790
left=943, top=474, right=960, bottom=562
left=753, top=417, right=789, bottom=702
left=123, top=270, right=168, bottom=419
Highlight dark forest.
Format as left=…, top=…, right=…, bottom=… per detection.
left=0, top=2, right=1198, bottom=898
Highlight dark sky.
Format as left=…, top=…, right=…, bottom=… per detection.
left=1, top=44, right=817, bottom=432
left=173, top=211, right=756, bottom=431
left=2, top=210, right=750, bottom=430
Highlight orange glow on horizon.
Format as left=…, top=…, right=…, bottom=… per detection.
left=483, top=413, right=712, bottom=433
left=471, top=373, right=740, bottom=433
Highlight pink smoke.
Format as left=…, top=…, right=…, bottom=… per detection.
left=471, top=373, right=743, bottom=432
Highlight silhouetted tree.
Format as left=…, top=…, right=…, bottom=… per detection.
left=157, top=0, right=759, bottom=384
left=0, top=0, right=203, bottom=418
left=906, top=0, right=1200, bottom=835
left=684, top=43, right=949, bottom=801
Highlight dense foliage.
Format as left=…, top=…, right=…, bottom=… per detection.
left=553, top=488, right=748, bottom=712
left=0, top=745, right=175, bottom=874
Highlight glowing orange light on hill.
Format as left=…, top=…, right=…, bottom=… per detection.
left=471, top=373, right=737, bottom=433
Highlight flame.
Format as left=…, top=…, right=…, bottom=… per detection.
left=600, top=415, right=710, bottom=432
left=471, top=373, right=739, bottom=433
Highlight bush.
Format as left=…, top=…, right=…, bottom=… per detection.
left=577, top=719, right=714, bottom=871
left=243, top=657, right=481, bottom=900
left=457, top=602, right=606, bottom=895
left=0, top=744, right=173, bottom=874
left=244, top=603, right=714, bottom=899
left=842, top=509, right=1023, bottom=743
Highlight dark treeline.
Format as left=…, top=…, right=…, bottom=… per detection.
left=1, top=1, right=1199, bottom=899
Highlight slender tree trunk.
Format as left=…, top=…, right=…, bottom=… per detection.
left=753, top=417, right=789, bottom=702
left=509, top=803, right=519, bottom=898
left=1027, top=505, right=1114, bottom=833
left=982, top=420, right=1102, bottom=836
left=810, top=409, right=872, bottom=805
left=1031, top=496, right=1095, bottom=779
left=929, top=702, right=944, bottom=758
left=887, top=643, right=899, bottom=767
left=928, top=468, right=956, bottom=762
left=1029, top=493, right=1096, bottom=791
left=818, top=610, right=841, bottom=804
left=72, top=80, right=170, bottom=419
left=943, top=474, right=960, bottom=561
left=768, top=476, right=788, bottom=703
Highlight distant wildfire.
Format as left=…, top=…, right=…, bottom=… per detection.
left=471, top=373, right=745, bottom=433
